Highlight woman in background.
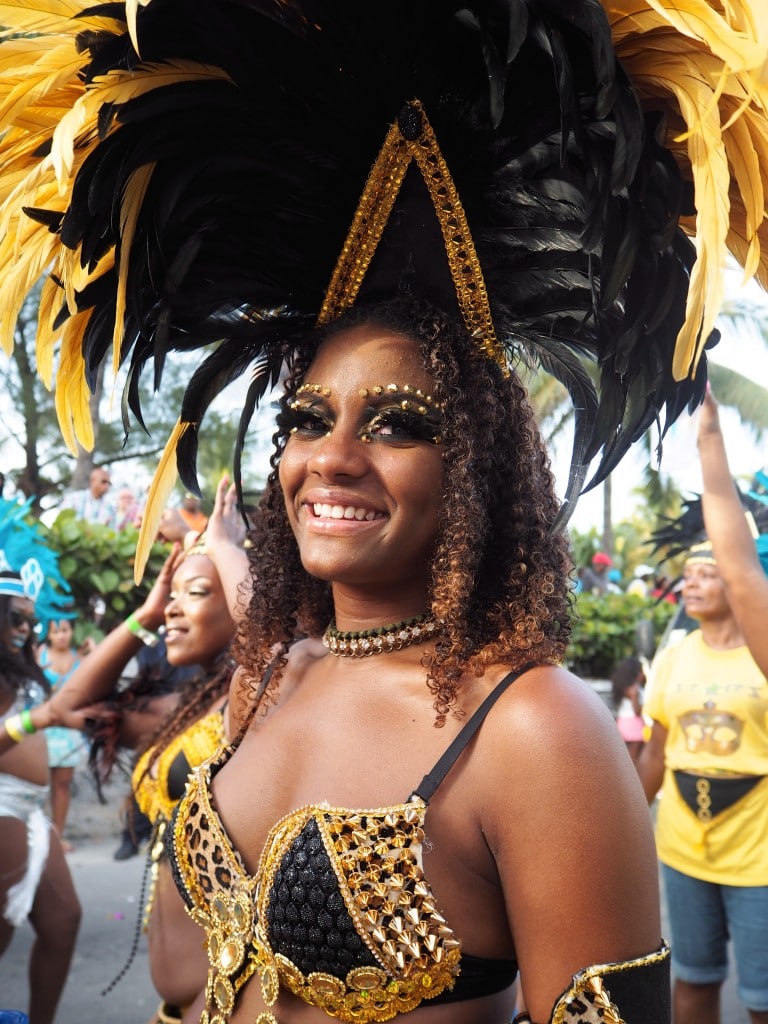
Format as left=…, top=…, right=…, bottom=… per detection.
left=638, top=539, right=768, bottom=1024
left=0, top=559, right=81, bottom=1024
left=2, top=480, right=246, bottom=1023
left=612, top=656, right=647, bottom=762
left=37, top=619, right=90, bottom=851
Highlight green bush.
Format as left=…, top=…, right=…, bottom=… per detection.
left=566, top=592, right=676, bottom=679
left=44, top=511, right=170, bottom=640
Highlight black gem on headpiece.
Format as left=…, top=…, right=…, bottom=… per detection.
left=398, top=103, right=423, bottom=141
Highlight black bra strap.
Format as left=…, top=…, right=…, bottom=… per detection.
left=411, top=664, right=537, bottom=804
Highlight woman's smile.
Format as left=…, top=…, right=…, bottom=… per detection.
left=280, top=325, right=444, bottom=592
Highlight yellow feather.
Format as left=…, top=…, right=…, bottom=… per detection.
left=125, top=0, right=153, bottom=58
left=134, top=420, right=190, bottom=583
left=641, top=1, right=765, bottom=71
left=722, top=115, right=763, bottom=280
left=0, top=227, right=57, bottom=354
left=0, top=1, right=120, bottom=37
left=0, top=46, right=84, bottom=127
left=35, top=277, right=62, bottom=389
left=50, top=61, right=229, bottom=190
left=113, top=162, right=156, bottom=375
left=54, top=309, right=93, bottom=455
left=605, top=0, right=768, bottom=378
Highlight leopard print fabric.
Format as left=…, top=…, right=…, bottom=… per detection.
left=512, top=943, right=670, bottom=1024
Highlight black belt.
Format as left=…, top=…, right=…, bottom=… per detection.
left=673, top=770, right=762, bottom=822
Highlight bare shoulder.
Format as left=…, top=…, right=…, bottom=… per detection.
left=481, top=663, right=618, bottom=754
left=476, top=664, right=661, bottom=1016
left=228, top=638, right=327, bottom=730
left=474, top=663, right=646, bottom=828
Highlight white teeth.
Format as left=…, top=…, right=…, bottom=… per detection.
left=312, top=502, right=380, bottom=521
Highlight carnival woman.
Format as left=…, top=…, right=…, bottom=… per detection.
left=169, top=302, right=669, bottom=1024
left=0, top=524, right=81, bottom=1024
left=4, top=3, right=768, bottom=1023
left=2, top=483, right=247, bottom=1023
left=37, top=618, right=91, bottom=851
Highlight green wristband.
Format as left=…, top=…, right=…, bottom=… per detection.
left=20, top=708, right=36, bottom=734
left=125, top=611, right=160, bottom=647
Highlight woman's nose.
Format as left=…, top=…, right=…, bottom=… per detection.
left=306, top=425, right=368, bottom=478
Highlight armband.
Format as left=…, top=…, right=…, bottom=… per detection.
left=513, top=942, right=670, bottom=1024
left=125, top=611, right=160, bottom=647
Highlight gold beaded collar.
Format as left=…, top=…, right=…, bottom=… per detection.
left=322, top=614, right=438, bottom=657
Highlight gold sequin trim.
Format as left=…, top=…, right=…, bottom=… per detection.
left=318, top=100, right=506, bottom=372
left=177, top=753, right=463, bottom=1024
left=248, top=802, right=460, bottom=1022
left=133, top=708, right=226, bottom=826
left=552, top=943, right=670, bottom=1024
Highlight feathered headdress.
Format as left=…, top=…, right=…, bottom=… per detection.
left=0, top=0, right=767, bottom=578
left=0, top=498, right=73, bottom=632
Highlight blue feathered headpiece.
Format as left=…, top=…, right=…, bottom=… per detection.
left=0, top=499, right=73, bottom=634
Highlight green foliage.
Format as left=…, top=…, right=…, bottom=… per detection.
left=566, top=592, right=676, bottom=679
left=44, top=511, right=170, bottom=637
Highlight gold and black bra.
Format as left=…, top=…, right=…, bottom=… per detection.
left=167, top=671, right=532, bottom=1022
left=167, top=668, right=670, bottom=1023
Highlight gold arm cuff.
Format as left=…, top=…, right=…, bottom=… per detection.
left=513, top=942, right=670, bottom=1024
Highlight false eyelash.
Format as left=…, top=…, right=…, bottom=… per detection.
left=277, top=402, right=333, bottom=435
left=363, top=407, right=442, bottom=444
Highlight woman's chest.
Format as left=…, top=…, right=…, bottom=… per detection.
left=212, top=687, right=472, bottom=869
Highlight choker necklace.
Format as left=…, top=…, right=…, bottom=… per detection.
left=323, top=614, right=438, bottom=658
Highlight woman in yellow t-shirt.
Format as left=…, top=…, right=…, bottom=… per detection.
left=639, top=538, right=768, bottom=1024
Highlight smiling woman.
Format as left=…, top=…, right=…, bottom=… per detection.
left=5, top=4, right=768, bottom=1024
left=163, top=297, right=669, bottom=1024
left=279, top=327, right=445, bottom=597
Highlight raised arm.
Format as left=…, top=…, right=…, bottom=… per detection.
left=202, top=475, right=251, bottom=622
left=698, top=391, right=768, bottom=674
left=0, top=547, right=181, bottom=756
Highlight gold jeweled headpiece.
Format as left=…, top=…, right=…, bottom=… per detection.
left=685, top=541, right=717, bottom=567
left=318, top=101, right=506, bottom=372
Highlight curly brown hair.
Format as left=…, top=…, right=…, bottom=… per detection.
left=235, top=298, right=572, bottom=724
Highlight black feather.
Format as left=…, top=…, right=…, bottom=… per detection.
left=15, top=0, right=716, bottom=515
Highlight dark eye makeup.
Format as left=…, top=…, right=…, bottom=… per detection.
left=280, top=396, right=442, bottom=445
